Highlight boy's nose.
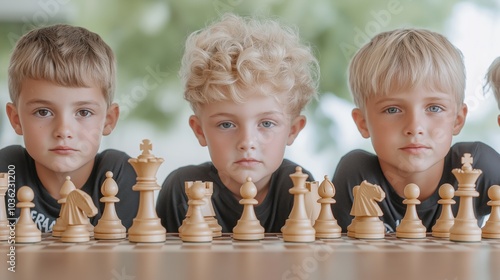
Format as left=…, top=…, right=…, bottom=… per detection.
left=404, top=112, right=424, bottom=136
left=238, top=128, right=256, bottom=151
left=53, top=117, right=73, bottom=139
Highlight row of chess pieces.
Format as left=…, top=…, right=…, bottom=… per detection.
left=0, top=140, right=499, bottom=244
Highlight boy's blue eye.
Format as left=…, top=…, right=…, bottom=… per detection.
left=385, top=107, right=400, bottom=114
left=261, top=121, right=275, bottom=128
left=427, top=105, right=443, bottom=113
left=218, top=122, right=234, bottom=129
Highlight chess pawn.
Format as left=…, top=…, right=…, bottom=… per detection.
left=481, top=185, right=500, bottom=239
left=396, top=183, right=426, bottom=239
left=94, top=171, right=126, bottom=240
left=179, top=181, right=194, bottom=237
left=233, top=177, right=265, bottom=241
left=347, top=185, right=360, bottom=238
left=313, top=175, right=341, bottom=239
left=432, top=184, right=456, bottom=238
left=52, top=176, right=76, bottom=237
left=281, top=166, right=316, bottom=242
left=0, top=173, right=9, bottom=241
left=181, top=181, right=213, bottom=242
left=449, top=153, right=482, bottom=242
left=15, top=186, right=41, bottom=243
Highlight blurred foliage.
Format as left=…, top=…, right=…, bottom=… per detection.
left=0, top=0, right=498, bottom=150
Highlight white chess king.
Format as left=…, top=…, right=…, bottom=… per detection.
left=127, top=139, right=166, bottom=243
left=449, top=153, right=482, bottom=242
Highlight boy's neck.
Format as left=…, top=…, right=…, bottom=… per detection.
left=381, top=160, right=445, bottom=201
left=34, top=160, right=95, bottom=200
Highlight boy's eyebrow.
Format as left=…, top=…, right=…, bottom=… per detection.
left=208, top=111, right=287, bottom=118
left=25, top=99, right=102, bottom=107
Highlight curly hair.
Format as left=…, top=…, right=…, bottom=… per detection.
left=349, top=28, right=465, bottom=110
left=485, top=57, right=500, bottom=109
left=179, top=13, right=319, bottom=116
left=8, top=24, right=116, bottom=106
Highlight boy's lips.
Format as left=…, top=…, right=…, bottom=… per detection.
left=50, top=146, right=77, bottom=154
left=400, top=144, right=430, bottom=154
left=235, top=158, right=261, bottom=166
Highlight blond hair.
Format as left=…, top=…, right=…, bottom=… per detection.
left=8, top=24, right=116, bottom=106
left=485, top=57, right=500, bottom=109
left=349, top=28, right=465, bottom=110
left=179, top=13, right=319, bottom=116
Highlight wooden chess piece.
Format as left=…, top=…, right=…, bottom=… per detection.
left=0, top=173, right=9, bottom=241
left=232, top=177, right=265, bottom=241
left=128, top=139, right=167, bottom=243
left=347, top=185, right=360, bottom=238
left=181, top=181, right=213, bottom=242
left=15, top=186, right=41, bottom=243
left=179, top=181, right=194, bottom=237
left=432, top=184, right=456, bottom=238
left=201, top=182, right=222, bottom=237
left=94, top=171, right=126, bottom=240
left=351, top=181, right=385, bottom=239
left=305, top=181, right=320, bottom=226
left=313, top=175, right=341, bottom=239
left=52, top=176, right=76, bottom=237
left=481, top=185, right=500, bottom=239
left=449, top=153, right=482, bottom=242
left=396, top=183, right=426, bottom=239
left=61, top=189, right=98, bottom=243
left=281, top=166, right=316, bottom=242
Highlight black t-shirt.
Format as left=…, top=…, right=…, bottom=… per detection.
left=332, top=142, right=500, bottom=233
left=0, top=145, right=139, bottom=232
left=156, top=159, right=314, bottom=233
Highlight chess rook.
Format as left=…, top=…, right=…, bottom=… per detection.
left=449, top=153, right=482, bottom=242
left=281, top=166, right=316, bottom=242
left=313, top=175, right=341, bottom=239
left=15, top=186, right=41, bottom=243
left=94, top=171, right=126, bottom=240
left=396, top=184, right=426, bottom=239
left=201, top=182, right=222, bottom=237
left=128, top=139, right=166, bottom=243
left=0, top=173, right=9, bottom=241
left=232, top=177, right=265, bottom=241
left=432, top=184, right=456, bottom=238
left=481, top=185, right=500, bottom=239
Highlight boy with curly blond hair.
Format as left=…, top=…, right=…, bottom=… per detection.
left=157, top=13, right=319, bottom=233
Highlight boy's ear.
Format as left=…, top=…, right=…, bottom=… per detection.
left=452, top=104, right=468, bottom=135
left=189, top=115, right=207, bottom=147
left=286, top=115, right=306, bottom=145
left=352, top=108, right=370, bottom=138
left=103, top=103, right=119, bottom=136
left=6, top=103, right=23, bottom=135
left=498, top=114, right=500, bottom=127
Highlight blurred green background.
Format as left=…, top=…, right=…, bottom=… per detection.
left=1, top=0, right=499, bottom=181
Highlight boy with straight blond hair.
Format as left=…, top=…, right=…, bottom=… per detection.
left=1, top=24, right=139, bottom=232
left=156, top=13, right=319, bottom=233
left=485, top=57, right=500, bottom=124
left=332, top=28, right=500, bottom=233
